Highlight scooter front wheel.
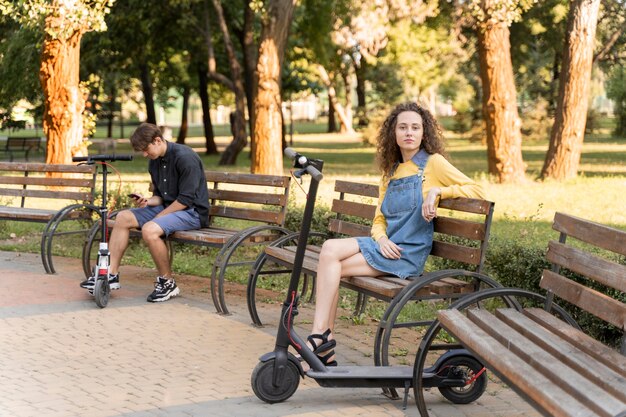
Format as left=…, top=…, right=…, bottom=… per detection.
left=437, top=356, right=487, bottom=404
left=94, top=278, right=110, bottom=308
left=251, top=358, right=300, bottom=403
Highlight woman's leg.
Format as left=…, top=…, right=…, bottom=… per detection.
left=312, top=238, right=381, bottom=335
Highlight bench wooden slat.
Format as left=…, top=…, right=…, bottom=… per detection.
left=0, top=206, right=89, bottom=221
left=438, top=309, right=602, bottom=417
left=553, top=212, right=626, bottom=257
left=496, top=308, right=626, bottom=402
left=206, top=171, right=290, bottom=187
left=210, top=205, right=282, bottom=225
left=331, top=199, right=376, bottom=219
left=209, top=189, right=286, bottom=206
left=466, top=308, right=626, bottom=416
left=0, top=176, right=95, bottom=187
left=434, top=216, right=486, bottom=240
left=547, top=240, right=626, bottom=293
left=0, top=162, right=95, bottom=174
left=328, top=219, right=371, bottom=237
left=540, top=269, right=626, bottom=330
left=524, top=308, right=626, bottom=376
left=430, top=240, right=481, bottom=265
left=334, top=180, right=379, bottom=197
left=0, top=188, right=93, bottom=201
left=342, top=276, right=408, bottom=298
left=438, top=198, right=493, bottom=215
left=265, top=246, right=319, bottom=273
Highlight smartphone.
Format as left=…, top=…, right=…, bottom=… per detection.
left=127, top=193, right=142, bottom=200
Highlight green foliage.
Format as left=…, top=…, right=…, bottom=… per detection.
left=606, top=66, right=626, bottom=137
left=284, top=197, right=332, bottom=234
left=484, top=236, right=625, bottom=347
left=0, top=0, right=114, bottom=37
left=0, top=24, right=42, bottom=109
left=520, top=96, right=551, bottom=141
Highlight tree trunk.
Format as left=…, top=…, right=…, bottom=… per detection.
left=340, top=71, right=354, bottom=134
left=541, top=0, right=601, bottom=181
left=328, top=100, right=337, bottom=133
left=318, top=65, right=355, bottom=135
left=251, top=0, right=297, bottom=175
left=210, top=0, right=248, bottom=166
left=39, top=28, right=86, bottom=165
left=477, top=23, right=526, bottom=183
left=198, top=65, right=218, bottom=155
left=242, top=3, right=257, bottom=150
left=355, top=59, right=368, bottom=127
left=176, top=86, right=190, bottom=144
left=139, top=63, right=156, bottom=124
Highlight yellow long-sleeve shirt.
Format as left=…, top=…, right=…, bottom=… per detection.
left=371, top=153, right=486, bottom=241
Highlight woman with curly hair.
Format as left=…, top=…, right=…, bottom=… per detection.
left=305, top=102, right=486, bottom=367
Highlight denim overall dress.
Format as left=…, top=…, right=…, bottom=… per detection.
left=356, top=149, right=434, bottom=279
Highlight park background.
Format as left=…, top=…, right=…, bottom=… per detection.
left=0, top=1, right=625, bottom=344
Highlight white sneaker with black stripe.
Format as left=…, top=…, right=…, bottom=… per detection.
left=80, top=273, right=121, bottom=292
left=146, top=277, right=180, bottom=302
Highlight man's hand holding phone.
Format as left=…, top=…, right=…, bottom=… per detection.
left=128, top=193, right=148, bottom=207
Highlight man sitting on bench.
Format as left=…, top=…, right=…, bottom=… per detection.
left=80, top=123, right=210, bottom=302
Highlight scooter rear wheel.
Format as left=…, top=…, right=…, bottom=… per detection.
left=251, top=358, right=300, bottom=403
left=437, top=356, right=487, bottom=404
left=94, top=277, right=110, bottom=308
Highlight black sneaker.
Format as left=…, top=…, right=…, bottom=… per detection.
left=147, top=277, right=180, bottom=302
left=80, top=274, right=121, bottom=291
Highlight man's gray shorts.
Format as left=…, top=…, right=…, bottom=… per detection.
left=129, top=205, right=201, bottom=236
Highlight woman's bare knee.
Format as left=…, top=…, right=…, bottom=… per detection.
left=319, top=238, right=359, bottom=263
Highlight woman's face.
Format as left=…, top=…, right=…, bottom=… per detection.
left=395, top=111, right=423, bottom=160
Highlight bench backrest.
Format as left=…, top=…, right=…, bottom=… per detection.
left=329, top=180, right=495, bottom=272
left=206, top=171, right=291, bottom=227
left=543, top=212, right=626, bottom=341
left=0, top=162, right=97, bottom=208
left=5, top=137, right=42, bottom=151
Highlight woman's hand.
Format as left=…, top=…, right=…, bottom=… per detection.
left=422, top=187, right=441, bottom=222
left=377, top=236, right=403, bottom=259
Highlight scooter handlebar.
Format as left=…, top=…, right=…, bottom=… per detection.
left=73, top=154, right=134, bottom=163
left=283, top=148, right=323, bottom=182
left=284, top=147, right=298, bottom=160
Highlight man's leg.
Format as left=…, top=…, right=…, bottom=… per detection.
left=109, top=209, right=141, bottom=275
left=141, top=221, right=172, bottom=278
left=143, top=209, right=199, bottom=302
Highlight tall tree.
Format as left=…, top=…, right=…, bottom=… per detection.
left=541, top=0, right=601, bottom=180
left=472, top=0, right=530, bottom=183
left=1, top=0, right=114, bottom=165
left=251, top=0, right=297, bottom=175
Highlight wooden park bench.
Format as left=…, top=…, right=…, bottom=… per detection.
left=0, top=162, right=97, bottom=273
left=247, top=179, right=498, bottom=392
left=82, top=171, right=291, bottom=314
left=415, top=212, right=626, bottom=417
left=1, top=137, right=45, bottom=161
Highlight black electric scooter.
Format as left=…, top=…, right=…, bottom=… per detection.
left=73, top=154, right=133, bottom=308
left=251, top=148, right=487, bottom=409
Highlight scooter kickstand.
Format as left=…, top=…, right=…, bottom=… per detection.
left=402, top=380, right=410, bottom=410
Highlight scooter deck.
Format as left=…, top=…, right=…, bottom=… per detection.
left=307, top=365, right=425, bottom=388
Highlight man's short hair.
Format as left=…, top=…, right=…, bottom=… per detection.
left=130, top=123, right=162, bottom=151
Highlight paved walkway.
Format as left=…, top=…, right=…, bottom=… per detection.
left=0, top=251, right=537, bottom=417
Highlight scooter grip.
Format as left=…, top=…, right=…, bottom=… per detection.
left=284, top=147, right=297, bottom=160
left=306, top=165, right=323, bottom=182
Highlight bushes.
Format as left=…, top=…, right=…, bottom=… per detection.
left=484, top=236, right=624, bottom=347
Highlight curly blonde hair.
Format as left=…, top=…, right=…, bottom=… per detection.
left=376, top=102, right=446, bottom=176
